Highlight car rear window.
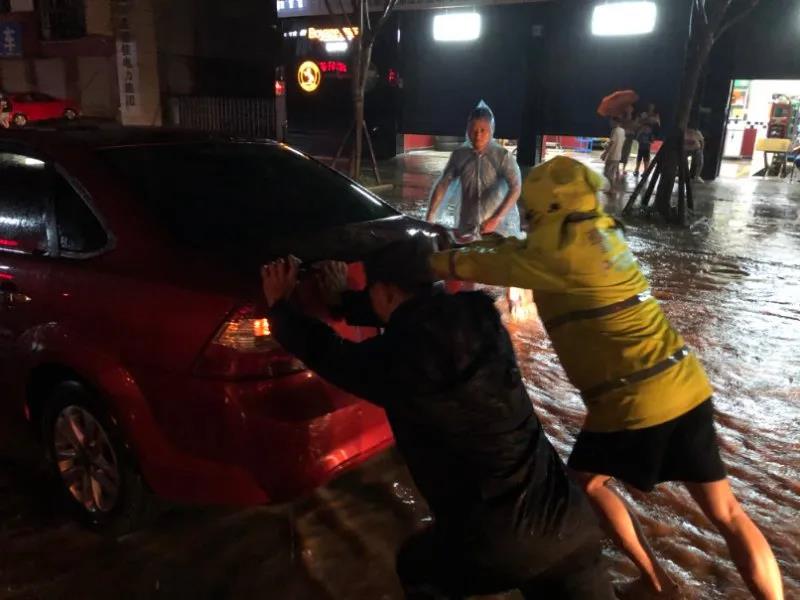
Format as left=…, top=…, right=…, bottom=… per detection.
left=98, top=142, right=397, bottom=249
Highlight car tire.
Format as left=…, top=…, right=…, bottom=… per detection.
left=41, top=380, right=157, bottom=535
left=64, top=109, right=78, bottom=120
left=12, top=113, right=27, bottom=127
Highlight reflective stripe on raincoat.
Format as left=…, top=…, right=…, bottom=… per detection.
left=430, top=156, right=712, bottom=432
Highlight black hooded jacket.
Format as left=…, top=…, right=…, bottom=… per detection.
left=266, top=291, right=589, bottom=546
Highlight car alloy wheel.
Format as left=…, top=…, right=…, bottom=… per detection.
left=64, top=109, right=77, bottom=120
left=13, top=113, right=27, bottom=127
left=53, top=405, right=121, bottom=513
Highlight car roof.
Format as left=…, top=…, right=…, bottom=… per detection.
left=0, top=123, right=279, bottom=154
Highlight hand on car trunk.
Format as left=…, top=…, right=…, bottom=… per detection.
left=261, top=256, right=300, bottom=307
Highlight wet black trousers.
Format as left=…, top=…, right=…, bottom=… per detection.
left=395, top=525, right=617, bottom=600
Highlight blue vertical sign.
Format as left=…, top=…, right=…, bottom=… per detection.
left=0, top=22, right=22, bottom=58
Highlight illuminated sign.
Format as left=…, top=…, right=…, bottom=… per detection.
left=319, top=61, right=348, bottom=74
left=297, top=60, right=321, bottom=92
left=276, top=0, right=305, bottom=12
left=308, top=27, right=358, bottom=42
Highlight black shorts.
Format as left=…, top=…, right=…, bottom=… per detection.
left=567, top=398, right=726, bottom=492
left=637, top=144, right=651, bottom=162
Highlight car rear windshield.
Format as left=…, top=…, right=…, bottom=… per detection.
left=98, top=142, right=397, bottom=248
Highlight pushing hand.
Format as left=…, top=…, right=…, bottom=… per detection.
left=480, top=216, right=501, bottom=235
left=261, top=256, right=301, bottom=307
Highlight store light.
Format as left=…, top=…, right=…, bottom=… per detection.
left=325, top=41, right=348, bottom=53
left=591, top=2, right=657, bottom=36
left=433, top=13, right=481, bottom=42
left=309, top=27, right=358, bottom=42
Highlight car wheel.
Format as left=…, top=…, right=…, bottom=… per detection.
left=64, top=108, right=78, bottom=120
left=12, top=113, right=27, bottom=127
left=41, top=381, right=157, bottom=534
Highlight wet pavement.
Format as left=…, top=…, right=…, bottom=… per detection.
left=1, top=151, right=798, bottom=599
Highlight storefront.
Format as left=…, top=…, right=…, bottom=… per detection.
left=720, top=79, right=800, bottom=178
left=697, top=0, right=800, bottom=181
left=278, top=2, right=400, bottom=157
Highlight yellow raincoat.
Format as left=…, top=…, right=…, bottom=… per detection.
left=430, top=156, right=712, bottom=432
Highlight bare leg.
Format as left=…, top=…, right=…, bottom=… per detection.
left=686, top=480, right=783, bottom=600
left=572, top=470, right=675, bottom=593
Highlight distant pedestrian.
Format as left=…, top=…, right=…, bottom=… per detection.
left=0, top=96, right=10, bottom=129
left=685, top=126, right=705, bottom=181
left=634, top=103, right=660, bottom=177
left=619, top=105, right=638, bottom=175
left=601, top=117, right=625, bottom=186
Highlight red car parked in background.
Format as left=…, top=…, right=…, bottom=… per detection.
left=0, top=127, right=439, bottom=532
left=4, top=92, right=80, bottom=127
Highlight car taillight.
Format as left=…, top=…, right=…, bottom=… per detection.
left=195, top=304, right=306, bottom=379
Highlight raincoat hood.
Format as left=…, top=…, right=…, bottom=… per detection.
left=465, top=99, right=496, bottom=143
left=523, top=156, right=607, bottom=250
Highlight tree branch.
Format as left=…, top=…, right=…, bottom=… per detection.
left=695, top=0, right=708, bottom=25
left=338, top=0, right=353, bottom=29
left=715, top=0, right=759, bottom=41
left=322, top=0, right=353, bottom=41
left=367, top=0, right=399, bottom=43
left=366, top=0, right=373, bottom=32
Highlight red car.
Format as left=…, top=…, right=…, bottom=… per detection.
left=0, top=127, right=438, bottom=532
left=5, top=92, right=80, bottom=127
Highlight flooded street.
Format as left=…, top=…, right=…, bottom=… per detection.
left=1, top=153, right=798, bottom=599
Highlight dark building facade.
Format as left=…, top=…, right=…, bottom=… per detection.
left=398, top=0, right=795, bottom=178
left=399, top=0, right=693, bottom=162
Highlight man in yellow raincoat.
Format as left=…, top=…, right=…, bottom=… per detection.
left=430, top=156, right=783, bottom=599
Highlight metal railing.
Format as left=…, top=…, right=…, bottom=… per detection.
left=168, top=96, right=276, bottom=139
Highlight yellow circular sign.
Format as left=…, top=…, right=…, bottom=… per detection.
left=297, top=60, right=321, bottom=93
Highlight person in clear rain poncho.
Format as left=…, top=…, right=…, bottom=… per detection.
left=426, top=101, right=522, bottom=240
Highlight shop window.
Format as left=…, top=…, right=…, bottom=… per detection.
left=39, top=0, right=86, bottom=41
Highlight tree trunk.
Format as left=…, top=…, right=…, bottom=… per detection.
left=350, top=0, right=375, bottom=180
left=654, top=23, right=715, bottom=220
left=653, top=0, right=730, bottom=221
left=351, top=43, right=373, bottom=180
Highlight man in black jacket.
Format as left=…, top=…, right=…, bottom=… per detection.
left=261, top=239, right=615, bottom=600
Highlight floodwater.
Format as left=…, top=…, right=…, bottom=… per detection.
left=1, top=153, right=798, bottom=599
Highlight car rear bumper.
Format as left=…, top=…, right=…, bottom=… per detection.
left=126, top=370, right=394, bottom=506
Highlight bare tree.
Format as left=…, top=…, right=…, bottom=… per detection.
left=325, top=0, right=399, bottom=180
left=626, top=0, right=759, bottom=222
